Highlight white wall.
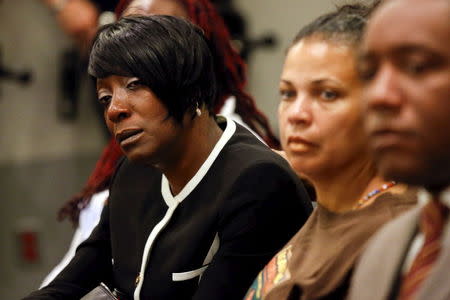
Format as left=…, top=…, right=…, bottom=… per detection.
left=235, top=0, right=337, bottom=134
left=0, top=0, right=106, bottom=165
left=0, top=2, right=107, bottom=298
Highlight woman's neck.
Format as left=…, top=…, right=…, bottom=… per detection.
left=312, top=159, right=387, bottom=213
left=163, top=115, right=223, bottom=196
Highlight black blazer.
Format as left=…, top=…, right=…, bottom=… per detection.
left=24, top=119, right=312, bottom=300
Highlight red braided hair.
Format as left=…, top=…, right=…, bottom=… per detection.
left=59, top=0, right=279, bottom=226
left=182, top=0, right=279, bottom=148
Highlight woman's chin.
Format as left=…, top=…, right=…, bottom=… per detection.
left=124, top=149, right=150, bottom=164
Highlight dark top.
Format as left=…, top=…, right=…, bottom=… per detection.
left=24, top=118, right=312, bottom=300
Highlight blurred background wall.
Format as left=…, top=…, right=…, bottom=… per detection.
left=0, top=0, right=336, bottom=298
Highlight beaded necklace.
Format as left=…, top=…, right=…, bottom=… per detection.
left=353, top=181, right=397, bottom=209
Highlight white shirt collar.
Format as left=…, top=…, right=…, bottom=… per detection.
left=160, top=116, right=236, bottom=207
left=417, top=186, right=450, bottom=208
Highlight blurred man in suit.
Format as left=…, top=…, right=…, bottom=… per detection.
left=347, top=0, right=450, bottom=299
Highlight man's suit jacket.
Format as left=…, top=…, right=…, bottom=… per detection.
left=347, top=206, right=450, bottom=300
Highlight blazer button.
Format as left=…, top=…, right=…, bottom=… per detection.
left=135, top=273, right=141, bottom=286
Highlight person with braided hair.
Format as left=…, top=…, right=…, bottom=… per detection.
left=25, top=15, right=311, bottom=299
left=40, top=0, right=280, bottom=288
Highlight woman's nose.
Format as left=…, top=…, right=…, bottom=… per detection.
left=105, top=92, right=131, bottom=123
left=287, top=95, right=312, bottom=126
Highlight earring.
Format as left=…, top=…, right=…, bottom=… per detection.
left=196, top=102, right=202, bottom=117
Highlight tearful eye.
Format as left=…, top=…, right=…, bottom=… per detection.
left=127, top=79, right=143, bottom=90
left=98, top=95, right=112, bottom=106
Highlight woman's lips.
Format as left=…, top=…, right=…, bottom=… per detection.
left=116, top=129, right=144, bottom=145
left=287, top=136, right=317, bottom=152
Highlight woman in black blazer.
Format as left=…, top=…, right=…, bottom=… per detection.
left=23, top=15, right=312, bottom=300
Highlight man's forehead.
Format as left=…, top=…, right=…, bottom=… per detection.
left=379, top=0, right=449, bottom=11
left=371, top=0, right=449, bottom=30
left=363, top=0, right=450, bottom=54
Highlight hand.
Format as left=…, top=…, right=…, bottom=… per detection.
left=43, top=0, right=99, bottom=54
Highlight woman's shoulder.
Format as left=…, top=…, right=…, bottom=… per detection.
left=374, top=187, right=419, bottom=218
left=222, top=125, right=293, bottom=173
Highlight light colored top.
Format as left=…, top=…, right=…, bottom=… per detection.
left=220, top=96, right=265, bottom=144
left=40, top=189, right=109, bottom=288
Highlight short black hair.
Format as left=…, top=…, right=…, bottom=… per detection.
left=88, top=15, right=218, bottom=122
left=291, top=1, right=381, bottom=48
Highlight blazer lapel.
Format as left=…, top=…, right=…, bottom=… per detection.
left=415, top=221, right=450, bottom=300
left=379, top=209, right=420, bottom=300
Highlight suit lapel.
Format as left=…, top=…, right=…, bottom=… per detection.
left=415, top=221, right=450, bottom=300
left=380, top=209, right=420, bottom=300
